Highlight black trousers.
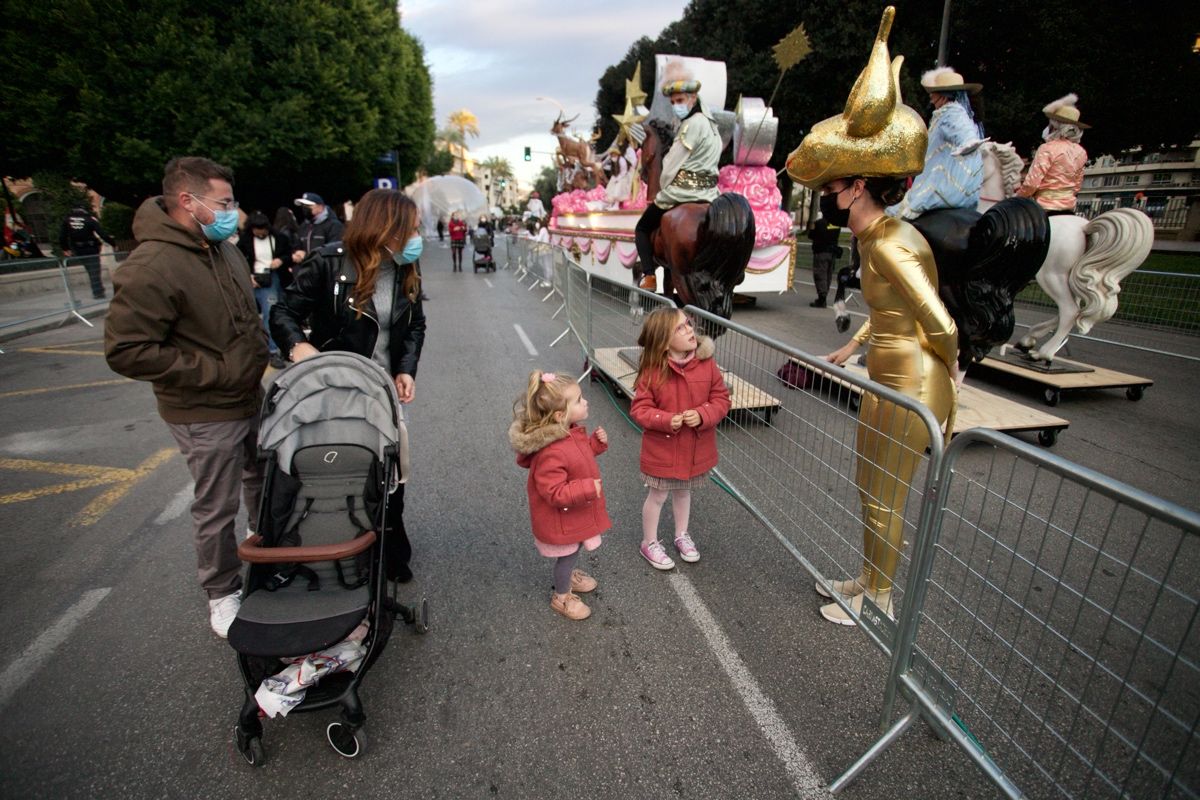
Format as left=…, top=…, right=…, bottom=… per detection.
left=634, top=204, right=665, bottom=273
left=75, top=249, right=105, bottom=298
left=383, top=483, right=412, bottom=581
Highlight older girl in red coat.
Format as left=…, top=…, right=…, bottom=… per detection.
left=509, top=371, right=610, bottom=620
left=631, top=308, right=730, bottom=570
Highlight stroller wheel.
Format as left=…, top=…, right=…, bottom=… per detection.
left=233, top=726, right=267, bottom=767
left=414, top=597, right=430, bottom=634
left=327, top=722, right=367, bottom=759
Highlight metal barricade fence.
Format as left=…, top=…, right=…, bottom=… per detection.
left=529, top=242, right=555, bottom=289
left=685, top=305, right=947, bottom=655
left=834, top=428, right=1200, bottom=798
left=583, top=271, right=675, bottom=385
left=1015, top=269, right=1200, bottom=361
left=0, top=251, right=127, bottom=339
left=545, top=248, right=570, bottom=346
left=510, top=240, right=1200, bottom=797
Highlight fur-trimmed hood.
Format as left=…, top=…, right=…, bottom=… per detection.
left=693, top=335, right=716, bottom=361
left=509, top=419, right=570, bottom=459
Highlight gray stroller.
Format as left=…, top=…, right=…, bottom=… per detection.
left=229, top=351, right=427, bottom=766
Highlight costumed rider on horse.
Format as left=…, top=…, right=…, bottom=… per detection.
left=634, top=76, right=721, bottom=291
left=1016, top=94, right=1089, bottom=216
left=887, top=66, right=985, bottom=219
left=832, top=67, right=985, bottom=330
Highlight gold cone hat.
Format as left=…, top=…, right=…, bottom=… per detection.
left=786, top=7, right=927, bottom=190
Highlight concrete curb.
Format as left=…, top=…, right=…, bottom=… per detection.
left=0, top=303, right=108, bottom=345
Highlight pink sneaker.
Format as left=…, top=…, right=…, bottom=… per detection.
left=673, top=533, right=699, bottom=563
left=640, top=540, right=675, bottom=571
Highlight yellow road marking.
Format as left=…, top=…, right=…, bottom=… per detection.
left=22, top=338, right=103, bottom=349
left=0, top=378, right=131, bottom=400
left=19, top=347, right=106, bottom=356
left=72, top=448, right=176, bottom=526
left=0, top=448, right=176, bottom=526
left=0, top=457, right=123, bottom=478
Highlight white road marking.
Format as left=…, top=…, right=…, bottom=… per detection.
left=0, top=588, right=111, bottom=708
left=513, top=324, right=539, bottom=357
left=484, top=278, right=494, bottom=288
left=155, top=484, right=193, bottom=524
left=669, top=573, right=831, bottom=798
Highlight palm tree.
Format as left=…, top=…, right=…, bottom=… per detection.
left=446, top=109, right=480, bottom=174
left=479, top=156, right=514, bottom=207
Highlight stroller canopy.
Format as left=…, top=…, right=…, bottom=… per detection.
left=259, top=352, right=407, bottom=479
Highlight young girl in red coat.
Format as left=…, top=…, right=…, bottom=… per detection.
left=631, top=308, right=731, bottom=570
left=509, top=371, right=610, bottom=620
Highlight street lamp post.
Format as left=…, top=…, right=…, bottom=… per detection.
left=535, top=96, right=567, bottom=117
left=937, top=0, right=952, bottom=67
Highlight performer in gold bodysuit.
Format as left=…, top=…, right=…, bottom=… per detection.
left=786, top=6, right=958, bottom=625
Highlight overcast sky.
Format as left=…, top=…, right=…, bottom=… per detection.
left=401, top=0, right=688, bottom=186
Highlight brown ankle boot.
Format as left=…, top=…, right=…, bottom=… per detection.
left=570, top=569, right=597, bottom=593
left=550, top=591, right=591, bottom=620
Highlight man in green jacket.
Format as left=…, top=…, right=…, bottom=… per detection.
left=633, top=77, right=721, bottom=281
left=105, top=156, right=269, bottom=638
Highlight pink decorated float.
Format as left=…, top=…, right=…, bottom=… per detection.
left=549, top=57, right=795, bottom=297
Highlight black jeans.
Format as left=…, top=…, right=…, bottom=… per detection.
left=634, top=204, right=666, bottom=274
left=383, top=483, right=412, bottom=581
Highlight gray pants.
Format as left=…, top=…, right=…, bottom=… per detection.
left=167, top=417, right=263, bottom=599
left=812, top=251, right=835, bottom=297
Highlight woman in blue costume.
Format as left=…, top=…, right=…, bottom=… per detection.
left=887, top=67, right=984, bottom=220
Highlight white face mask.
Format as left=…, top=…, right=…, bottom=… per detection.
left=672, top=102, right=690, bottom=119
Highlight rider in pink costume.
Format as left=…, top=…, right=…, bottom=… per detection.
left=1017, top=94, right=1089, bottom=215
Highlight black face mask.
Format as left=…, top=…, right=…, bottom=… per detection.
left=820, top=186, right=853, bottom=228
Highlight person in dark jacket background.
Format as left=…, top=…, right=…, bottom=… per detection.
left=237, top=212, right=292, bottom=368
left=805, top=214, right=842, bottom=308
left=60, top=203, right=115, bottom=299
left=291, top=191, right=343, bottom=266
left=271, top=188, right=426, bottom=582
left=105, top=156, right=268, bottom=638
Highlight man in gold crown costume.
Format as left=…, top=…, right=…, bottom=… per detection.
left=786, top=7, right=958, bottom=625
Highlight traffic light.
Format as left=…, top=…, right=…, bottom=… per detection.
left=523, top=146, right=531, bottom=161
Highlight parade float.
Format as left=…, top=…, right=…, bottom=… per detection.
left=547, top=56, right=796, bottom=298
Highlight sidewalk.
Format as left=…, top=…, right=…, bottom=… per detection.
left=0, top=254, right=118, bottom=344
left=0, top=278, right=111, bottom=344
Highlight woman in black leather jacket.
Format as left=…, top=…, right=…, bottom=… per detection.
left=271, top=188, right=426, bottom=581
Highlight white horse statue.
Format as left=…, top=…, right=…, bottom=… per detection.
left=975, top=141, right=1153, bottom=362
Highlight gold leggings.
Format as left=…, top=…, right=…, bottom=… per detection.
left=855, top=395, right=931, bottom=593
left=856, top=344, right=955, bottom=593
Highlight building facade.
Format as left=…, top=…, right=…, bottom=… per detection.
left=1076, top=140, right=1200, bottom=241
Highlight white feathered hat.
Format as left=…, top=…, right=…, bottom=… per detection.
left=1043, top=93, right=1091, bottom=129
left=920, top=66, right=981, bottom=94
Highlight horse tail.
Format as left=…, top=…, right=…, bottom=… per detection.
left=689, top=193, right=756, bottom=319
left=1069, top=208, right=1153, bottom=334
left=959, top=196, right=1050, bottom=363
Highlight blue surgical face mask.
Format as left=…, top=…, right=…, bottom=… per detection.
left=672, top=102, right=690, bottom=119
left=190, top=195, right=239, bottom=241
left=201, top=209, right=239, bottom=242
left=393, top=234, right=423, bottom=266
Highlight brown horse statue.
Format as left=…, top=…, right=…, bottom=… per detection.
left=638, top=118, right=755, bottom=319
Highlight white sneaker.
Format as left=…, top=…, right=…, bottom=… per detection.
left=209, top=591, right=241, bottom=638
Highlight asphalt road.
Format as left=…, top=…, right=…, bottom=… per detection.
left=0, top=240, right=1195, bottom=799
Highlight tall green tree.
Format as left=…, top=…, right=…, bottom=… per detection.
left=1, top=0, right=436, bottom=208
left=595, top=0, right=1199, bottom=193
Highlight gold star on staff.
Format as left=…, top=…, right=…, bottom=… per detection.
left=612, top=98, right=646, bottom=131
left=612, top=98, right=647, bottom=146
left=773, top=24, right=812, bottom=71
left=625, top=62, right=647, bottom=108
